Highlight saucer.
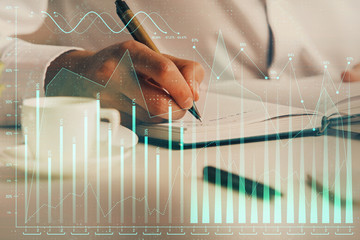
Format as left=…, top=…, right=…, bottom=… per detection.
left=0, top=123, right=138, bottom=177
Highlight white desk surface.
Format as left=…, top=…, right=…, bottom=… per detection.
left=0, top=127, right=359, bottom=239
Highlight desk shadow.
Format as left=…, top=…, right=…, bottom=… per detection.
left=0, top=166, right=50, bottom=183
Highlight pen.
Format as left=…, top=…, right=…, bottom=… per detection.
left=115, top=0, right=202, bottom=122
left=203, top=166, right=282, bottom=199
left=306, top=175, right=360, bottom=207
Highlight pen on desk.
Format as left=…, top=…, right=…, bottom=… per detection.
left=115, top=0, right=202, bottom=122
left=306, top=175, right=360, bottom=208
left=203, top=166, right=282, bottom=199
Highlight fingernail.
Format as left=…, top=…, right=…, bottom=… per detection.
left=194, top=81, right=199, bottom=99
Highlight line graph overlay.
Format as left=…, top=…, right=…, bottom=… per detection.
left=41, top=11, right=179, bottom=35
left=45, top=50, right=186, bottom=119
left=12, top=26, right=357, bottom=237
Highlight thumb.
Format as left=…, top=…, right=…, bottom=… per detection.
left=342, top=63, right=360, bottom=82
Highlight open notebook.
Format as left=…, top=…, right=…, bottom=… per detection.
left=137, top=89, right=360, bottom=148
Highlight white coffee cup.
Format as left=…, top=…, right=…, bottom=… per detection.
left=21, top=96, right=120, bottom=169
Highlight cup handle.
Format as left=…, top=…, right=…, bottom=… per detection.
left=100, top=108, right=120, bottom=137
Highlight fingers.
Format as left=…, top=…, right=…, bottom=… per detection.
left=105, top=67, right=187, bottom=120
left=100, top=78, right=187, bottom=122
left=90, top=40, right=205, bottom=122
left=342, top=63, right=360, bottom=82
left=164, top=55, right=205, bottom=100
left=164, top=54, right=205, bottom=101
left=120, top=41, right=194, bottom=109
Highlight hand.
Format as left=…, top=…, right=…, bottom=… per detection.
left=341, top=63, right=360, bottom=82
left=45, top=40, right=205, bottom=127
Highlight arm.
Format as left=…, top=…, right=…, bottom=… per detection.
left=44, top=41, right=204, bottom=127
left=0, top=1, right=80, bottom=126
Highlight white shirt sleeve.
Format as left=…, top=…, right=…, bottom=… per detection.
left=0, top=1, right=80, bottom=126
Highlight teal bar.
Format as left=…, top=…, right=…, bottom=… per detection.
left=190, top=118, right=198, bottom=223
left=322, top=134, right=329, bottom=223
left=168, top=105, right=172, bottom=223
left=72, top=141, right=76, bottom=224
left=226, top=143, right=234, bottom=224
left=346, top=111, right=353, bottom=223
left=36, top=89, right=40, bottom=224
left=274, top=96, right=281, bottom=223
left=263, top=121, right=270, bottom=223
left=132, top=104, right=136, bottom=224
left=310, top=138, right=318, bottom=224
left=48, top=152, right=52, bottom=224
left=24, top=134, right=28, bottom=224
left=286, top=82, right=294, bottom=224
left=202, top=139, right=209, bottom=224
left=180, top=125, right=184, bottom=223
left=156, top=151, right=160, bottom=223
left=120, top=145, right=124, bottom=223
left=144, top=135, right=148, bottom=223
left=84, top=114, right=88, bottom=223
left=322, top=88, right=329, bottom=224
left=96, top=98, right=101, bottom=224
left=251, top=162, right=258, bottom=224
left=238, top=96, right=246, bottom=223
left=108, top=127, right=112, bottom=223
left=274, top=111, right=281, bottom=223
left=334, top=132, right=341, bottom=223
left=298, top=131, right=306, bottom=223
left=214, top=181, right=223, bottom=223
left=214, top=94, right=222, bottom=224
left=59, top=124, right=63, bottom=224
left=286, top=140, right=294, bottom=223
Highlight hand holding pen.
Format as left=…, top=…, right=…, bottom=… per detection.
left=44, top=2, right=204, bottom=128
left=115, top=0, right=203, bottom=121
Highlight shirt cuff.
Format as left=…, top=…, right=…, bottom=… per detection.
left=1, top=39, right=82, bottom=98
left=0, top=39, right=82, bottom=126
